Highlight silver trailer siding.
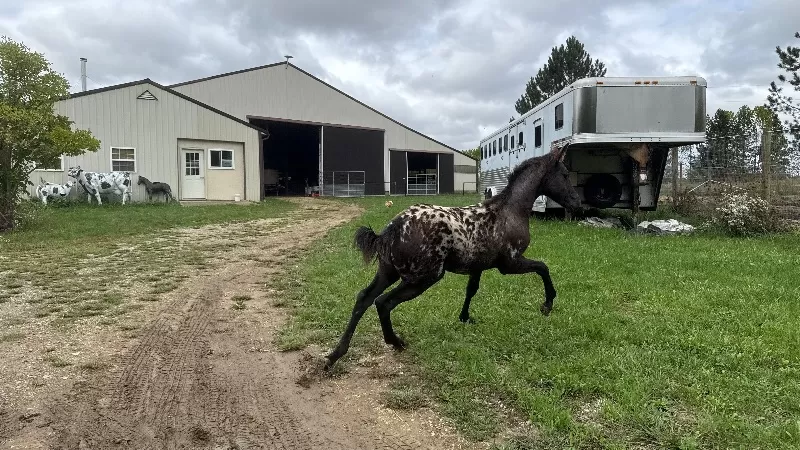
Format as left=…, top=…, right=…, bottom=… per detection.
left=479, top=76, right=707, bottom=211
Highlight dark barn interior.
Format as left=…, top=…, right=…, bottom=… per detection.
left=252, top=118, right=320, bottom=196
left=407, top=152, right=437, bottom=176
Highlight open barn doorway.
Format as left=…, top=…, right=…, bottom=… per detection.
left=406, top=151, right=438, bottom=195
left=251, top=118, right=320, bottom=197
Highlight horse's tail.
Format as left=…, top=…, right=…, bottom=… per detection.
left=354, top=225, right=382, bottom=265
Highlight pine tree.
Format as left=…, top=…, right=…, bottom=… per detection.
left=767, top=31, right=800, bottom=151
left=514, top=36, right=607, bottom=115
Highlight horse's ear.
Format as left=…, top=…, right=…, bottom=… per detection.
left=552, top=145, right=568, bottom=163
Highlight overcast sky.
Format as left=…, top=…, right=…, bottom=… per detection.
left=1, top=0, right=798, bottom=150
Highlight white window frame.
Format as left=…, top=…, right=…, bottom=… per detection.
left=208, top=148, right=235, bottom=170
left=110, top=146, right=137, bottom=172
left=33, top=155, right=64, bottom=172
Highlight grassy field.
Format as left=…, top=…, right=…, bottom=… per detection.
left=278, top=194, right=800, bottom=449
left=2, top=198, right=297, bottom=247
left=0, top=199, right=297, bottom=326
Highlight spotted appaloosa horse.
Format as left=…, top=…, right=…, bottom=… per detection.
left=324, top=144, right=583, bottom=370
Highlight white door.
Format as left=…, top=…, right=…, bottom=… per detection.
left=181, top=149, right=205, bottom=199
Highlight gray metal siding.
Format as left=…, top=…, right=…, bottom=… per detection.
left=31, top=82, right=261, bottom=202
left=594, top=85, right=698, bottom=133
left=171, top=64, right=476, bottom=192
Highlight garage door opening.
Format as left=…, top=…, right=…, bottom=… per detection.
left=406, top=152, right=437, bottom=195
left=252, top=118, right=320, bottom=196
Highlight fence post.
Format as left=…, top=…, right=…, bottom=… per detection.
left=762, top=129, right=772, bottom=204
left=671, top=147, right=679, bottom=207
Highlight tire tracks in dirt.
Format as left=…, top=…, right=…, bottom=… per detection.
left=28, top=198, right=470, bottom=450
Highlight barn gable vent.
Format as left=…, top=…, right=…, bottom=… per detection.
left=136, top=90, right=158, bottom=101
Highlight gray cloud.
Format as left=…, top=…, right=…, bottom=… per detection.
left=1, top=0, right=798, bottom=150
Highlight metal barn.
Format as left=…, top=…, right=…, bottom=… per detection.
left=32, top=61, right=477, bottom=202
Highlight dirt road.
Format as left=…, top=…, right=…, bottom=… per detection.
left=1, top=198, right=474, bottom=450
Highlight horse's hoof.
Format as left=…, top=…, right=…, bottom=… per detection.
left=389, top=337, right=406, bottom=351
left=540, top=304, right=552, bottom=316
left=459, top=315, right=477, bottom=324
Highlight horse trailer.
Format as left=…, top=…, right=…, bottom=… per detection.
left=479, top=76, right=707, bottom=212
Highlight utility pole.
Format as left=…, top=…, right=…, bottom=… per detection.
left=762, top=129, right=772, bottom=204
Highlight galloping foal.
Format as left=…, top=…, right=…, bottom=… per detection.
left=324, top=144, right=582, bottom=370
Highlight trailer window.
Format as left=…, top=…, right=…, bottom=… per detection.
left=554, top=103, right=564, bottom=129
left=535, top=125, right=542, bottom=147
left=511, top=135, right=515, bottom=148
left=518, top=131, right=523, bottom=146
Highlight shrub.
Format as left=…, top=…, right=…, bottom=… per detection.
left=709, top=190, right=787, bottom=236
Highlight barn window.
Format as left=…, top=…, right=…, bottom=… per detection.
left=494, top=140, right=497, bottom=155
left=185, top=152, right=200, bottom=176
left=511, top=135, right=515, bottom=148
left=554, top=103, right=564, bottom=129
left=518, top=131, right=523, bottom=146
left=34, top=155, right=64, bottom=172
left=111, top=147, right=136, bottom=172
left=504, top=135, right=508, bottom=151
left=209, top=149, right=234, bottom=169
left=535, top=125, right=542, bottom=147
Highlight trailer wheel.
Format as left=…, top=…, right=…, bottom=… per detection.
left=583, top=174, right=622, bottom=208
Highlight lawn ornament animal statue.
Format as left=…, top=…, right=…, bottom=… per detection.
left=324, top=144, right=583, bottom=371
left=137, top=175, right=174, bottom=202
left=35, top=177, right=75, bottom=205
left=67, top=166, right=132, bottom=205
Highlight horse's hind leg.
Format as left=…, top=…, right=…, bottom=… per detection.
left=459, top=271, right=482, bottom=324
left=325, top=263, right=399, bottom=369
left=375, top=274, right=442, bottom=350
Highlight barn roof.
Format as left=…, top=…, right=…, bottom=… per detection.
left=168, top=61, right=477, bottom=161
left=62, top=79, right=266, bottom=134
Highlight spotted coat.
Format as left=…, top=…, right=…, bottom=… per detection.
left=68, top=166, right=132, bottom=205
left=35, top=178, right=75, bottom=205
left=373, top=201, right=531, bottom=283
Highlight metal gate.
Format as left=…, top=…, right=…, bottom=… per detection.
left=322, top=171, right=365, bottom=197
left=407, top=174, right=437, bottom=195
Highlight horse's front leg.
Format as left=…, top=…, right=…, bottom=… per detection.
left=498, top=257, right=557, bottom=316
left=459, top=271, right=482, bottom=323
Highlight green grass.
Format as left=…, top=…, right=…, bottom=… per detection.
left=0, top=198, right=297, bottom=326
left=279, top=194, right=800, bottom=449
left=3, top=198, right=296, bottom=248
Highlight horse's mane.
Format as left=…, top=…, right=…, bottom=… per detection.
left=484, top=152, right=555, bottom=205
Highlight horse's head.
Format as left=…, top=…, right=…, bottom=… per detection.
left=137, top=176, right=146, bottom=185
left=67, top=166, right=82, bottom=179
left=540, top=146, right=582, bottom=212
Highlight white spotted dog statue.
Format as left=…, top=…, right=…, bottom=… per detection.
left=35, top=177, right=75, bottom=205
left=68, top=166, right=133, bottom=205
